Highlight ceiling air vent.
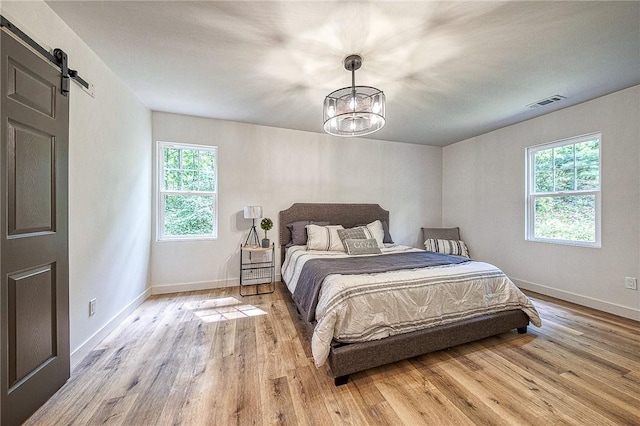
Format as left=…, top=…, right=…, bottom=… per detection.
left=527, top=95, right=566, bottom=109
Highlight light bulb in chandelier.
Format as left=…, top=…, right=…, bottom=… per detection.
left=349, top=96, right=357, bottom=110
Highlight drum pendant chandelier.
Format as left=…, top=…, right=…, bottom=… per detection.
left=323, top=54, right=386, bottom=137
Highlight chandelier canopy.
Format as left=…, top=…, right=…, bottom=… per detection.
left=323, top=54, right=386, bottom=137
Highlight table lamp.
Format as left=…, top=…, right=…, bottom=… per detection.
left=243, top=206, right=262, bottom=247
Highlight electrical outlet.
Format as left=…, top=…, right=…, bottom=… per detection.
left=625, top=277, right=637, bottom=290
left=89, top=298, right=97, bottom=316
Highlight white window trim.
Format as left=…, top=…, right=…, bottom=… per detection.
left=157, top=141, right=218, bottom=242
left=525, top=132, right=601, bottom=248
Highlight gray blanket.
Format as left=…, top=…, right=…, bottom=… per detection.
left=293, top=251, right=471, bottom=322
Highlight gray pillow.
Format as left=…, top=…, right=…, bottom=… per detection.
left=286, top=221, right=330, bottom=246
left=421, top=227, right=460, bottom=242
left=344, top=238, right=382, bottom=255
left=336, top=227, right=368, bottom=245
left=381, top=221, right=394, bottom=244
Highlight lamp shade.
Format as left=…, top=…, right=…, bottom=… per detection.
left=243, top=206, right=263, bottom=219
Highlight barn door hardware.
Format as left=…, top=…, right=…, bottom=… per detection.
left=1, top=15, right=91, bottom=96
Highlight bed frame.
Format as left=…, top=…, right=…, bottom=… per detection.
left=279, top=203, right=529, bottom=385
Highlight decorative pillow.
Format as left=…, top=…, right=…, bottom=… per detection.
left=424, top=239, right=470, bottom=258
left=286, top=221, right=329, bottom=246
left=306, top=224, right=345, bottom=251
left=365, top=220, right=385, bottom=248
left=357, top=220, right=393, bottom=245
left=422, top=227, right=460, bottom=242
left=336, top=227, right=368, bottom=246
left=381, top=221, right=394, bottom=244
left=344, top=238, right=382, bottom=255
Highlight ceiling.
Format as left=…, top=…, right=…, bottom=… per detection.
left=46, top=1, right=640, bottom=147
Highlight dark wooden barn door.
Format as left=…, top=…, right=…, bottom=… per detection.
left=1, top=29, right=70, bottom=425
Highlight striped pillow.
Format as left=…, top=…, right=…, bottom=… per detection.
left=306, top=224, right=345, bottom=251
left=336, top=227, right=368, bottom=245
left=424, top=239, right=470, bottom=258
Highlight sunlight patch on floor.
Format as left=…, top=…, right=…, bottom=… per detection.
left=184, top=297, right=266, bottom=322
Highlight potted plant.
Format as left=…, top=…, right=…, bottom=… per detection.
left=260, top=217, right=273, bottom=248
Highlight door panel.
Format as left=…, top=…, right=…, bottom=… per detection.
left=7, top=58, right=56, bottom=118
left=1, top=29, right=70, bottom=426
left=8, top=120, right=55, bottom=235
left=8, top=264, right=56, bottom=387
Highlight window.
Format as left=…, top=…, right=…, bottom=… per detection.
left=157, top=142, right=218, bottom=240
left=526, top=133, right=601, bottom=247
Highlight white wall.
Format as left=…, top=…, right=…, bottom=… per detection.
left=151, top=112, right=442, bottom=293
left=1, top=1, right=153, bottom=366
left=443, top=85, right=640, bottom=321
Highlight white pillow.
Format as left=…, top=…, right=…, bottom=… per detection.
left=306, top=224, right=345, bottom=251
left=364, top=220, right=385, bottom=248
left=424, top=238, right=470, bottom=258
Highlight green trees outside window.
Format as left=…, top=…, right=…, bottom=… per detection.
left=158, top=142, right=218, bottom=240
left=527, top=134, right=600, bottom=246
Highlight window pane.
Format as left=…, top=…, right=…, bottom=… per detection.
left=534, top=149, right=553, bottom=192
left=181, top=170, right=198, bottom=191
left=199, top=171, right=215, bottom=191
left=575, top=139, right=599, bottom=190
left=164, top=194, right=214, bottom=236
left=200, top=151, right=215, bottom=171
left=554, top=144, right=574, bottom=191
left=164, top=170, right=181, bottom=190
left=164, top=148, right=180, bottom=169
left=182, top=149, right=198, bottom=170
left=534, top=195, right=595, bottom=242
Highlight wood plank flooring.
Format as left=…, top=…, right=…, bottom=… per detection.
left=24, top=284, right=640, bottom=425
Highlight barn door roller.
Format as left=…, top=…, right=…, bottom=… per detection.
left=1, top=15, right=91, bottom=96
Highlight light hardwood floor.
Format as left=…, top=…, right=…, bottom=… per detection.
left=25, top=283, right=640, bottom=425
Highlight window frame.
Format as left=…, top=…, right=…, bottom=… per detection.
left=156, top=141, right=218, bottom=242
left=525, top=132, right=601, bottom=248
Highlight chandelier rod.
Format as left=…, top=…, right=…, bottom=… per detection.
left=351, top=65, right=355, bottom=88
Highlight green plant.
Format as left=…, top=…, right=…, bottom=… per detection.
left=260, top=217, right=273, bottom=239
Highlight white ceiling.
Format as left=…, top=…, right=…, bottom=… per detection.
left=46, top=1, right=640, bottom=146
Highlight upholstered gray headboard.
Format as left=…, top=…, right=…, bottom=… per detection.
left=278, top=203, right=389, bottom=265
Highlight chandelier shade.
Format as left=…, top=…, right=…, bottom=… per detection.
left=323, top=55, right=386, bottom=137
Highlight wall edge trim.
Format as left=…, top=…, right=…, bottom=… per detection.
left=150, top=275, right=282, bottom=295
left=513, top=277, right=640, bottom=322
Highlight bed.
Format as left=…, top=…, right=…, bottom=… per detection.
left=279, top=203, right=540, bottom=385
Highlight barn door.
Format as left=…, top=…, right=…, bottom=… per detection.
left=1, top=29, right=70, bottom=425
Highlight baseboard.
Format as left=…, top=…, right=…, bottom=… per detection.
left=70, top=288, right=151, bottom=371
left=513, top=278, right=640, bottom=321
left=151, top=278, right=234, bottom=295
left=150, top=274, right=282, bottom=295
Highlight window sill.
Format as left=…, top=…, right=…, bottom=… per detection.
left=526, top=237, right=600, bottom=249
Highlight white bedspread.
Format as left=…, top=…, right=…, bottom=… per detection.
left=282, top=245, right=541, bottom=367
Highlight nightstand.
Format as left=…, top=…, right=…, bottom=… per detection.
left=239, top=244, right=275, bottom=296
